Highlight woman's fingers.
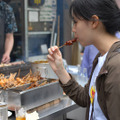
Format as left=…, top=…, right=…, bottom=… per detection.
left=54, top=46, right=62, bottom=56
left=51, top=46, right=62, bottom=58
left=48, top=47, right=57, bottom=61
left=47, top=54, right=54, bottom=61
left=48, top=48, right=53, bottom=55
left=48, top=46, right=61, bottom=59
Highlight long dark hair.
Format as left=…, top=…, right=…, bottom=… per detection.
left=69, top=0, right=120, bottom=35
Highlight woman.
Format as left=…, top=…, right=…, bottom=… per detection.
left=47, top=0, right=120, bottom=120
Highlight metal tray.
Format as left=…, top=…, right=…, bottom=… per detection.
left=0, top=62, right=31, bottom=77
left=4, top=79, right=63, bottom=111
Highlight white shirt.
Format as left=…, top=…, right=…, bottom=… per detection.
left=89, top=52, right=108, bottom=120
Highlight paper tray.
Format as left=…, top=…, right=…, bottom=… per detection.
left=4, top=79, right=63, bottom=111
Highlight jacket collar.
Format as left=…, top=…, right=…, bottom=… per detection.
left=93, top=41, right=120, bottom=77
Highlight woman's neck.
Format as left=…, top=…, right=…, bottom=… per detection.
left=93, top=33, right=119, bottom=56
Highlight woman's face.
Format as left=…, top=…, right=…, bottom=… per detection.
left=72, top=15, right=93, bottom=46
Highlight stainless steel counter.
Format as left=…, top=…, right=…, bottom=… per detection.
left=8, top=96, right=79, bottom=120
left=8, top=71, right=87, bottom=120
left=37, top=96, right=79, bottom=120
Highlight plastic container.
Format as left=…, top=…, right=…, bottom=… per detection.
left=0, top=102, right=8, bottom=120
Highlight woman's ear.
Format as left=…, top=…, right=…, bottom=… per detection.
left=90, top=15, right=99, bottom=29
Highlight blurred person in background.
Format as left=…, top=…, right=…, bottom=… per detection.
left=0, top=0, right=17, bottom=63
left=48, top=0, right=120, bottom=119
left=81, top=45, right=98, bottom=78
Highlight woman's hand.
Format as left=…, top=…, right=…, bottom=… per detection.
left=47, top=46, right=71, bottom=84
left=47, top=46, right=63, bottom=73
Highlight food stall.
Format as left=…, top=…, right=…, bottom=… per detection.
left=0, top=0, right=85, bottom=120
left=0, top=61, right=82, bottom=120
left=0, top=61, right=86, bottom=120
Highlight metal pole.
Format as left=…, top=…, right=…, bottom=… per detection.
left=24, top=0, right=29, bottom=60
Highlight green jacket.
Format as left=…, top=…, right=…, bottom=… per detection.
left=60, top=41, right=120, bottom=120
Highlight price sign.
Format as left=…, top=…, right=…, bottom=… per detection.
left=29, top=0, right=45, bottom=7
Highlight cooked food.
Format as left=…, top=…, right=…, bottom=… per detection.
left=0, top=63, right=12, bottom=67
left=0, top=70, right=43, bottom=89
left=0, top=61, right=25, bottom=67
left=59, top=38, right=77, bottom=48
left=65, top=38, right=77, bottom=46
left=32, top=60, right=48, bottom=64
left=26, top=81, right=48, bottom=90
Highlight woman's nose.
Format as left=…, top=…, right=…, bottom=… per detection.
left=72, top=25, right=76, bottom=33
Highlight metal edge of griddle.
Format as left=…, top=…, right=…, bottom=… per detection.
left=0, top=62, right=31, bottom=71
left=21, top=81, right=63, bottom=110
left=7, top=79, right=63, bottom=111
left=4, top=83, right=31, bottom=92
left=20, top=80, right=59, bottom=94
left=5, top=79, right=57, bottom=94
left=0, top=78, right=57, bottom=92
